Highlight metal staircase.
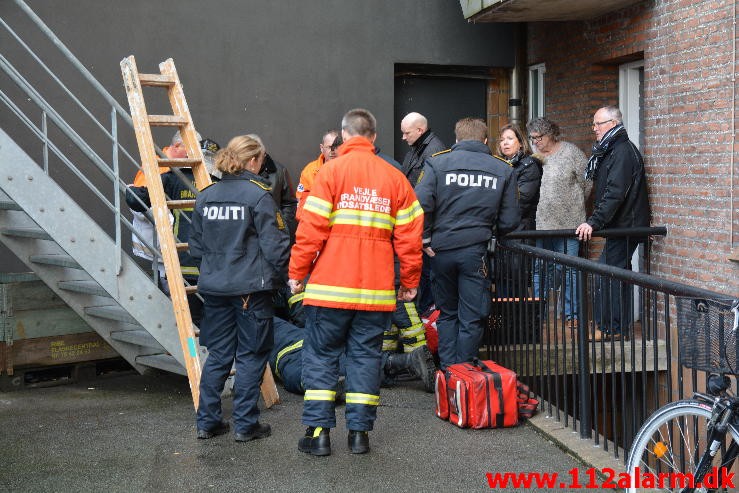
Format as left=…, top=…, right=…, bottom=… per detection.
left=0, top=1, right=206, bottom=380
left=0, top=130, right=196, bottom=376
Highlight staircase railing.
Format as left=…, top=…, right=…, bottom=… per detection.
left=0, top=0, right=185, bottom=279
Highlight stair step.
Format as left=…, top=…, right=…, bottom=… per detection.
left=175, top=242, right=188, bottom=252
left=184, top=285, right=197, bottom=295
left=157, top=158, right=201, bottom=168
left=148, top=115, right=187, bottom=126
left=58, top=280, right=110, bottom=297
left=0, top=200, right=22, bottom=211
left=85, top=305, right=137, bottom=324
left=138, top=73, right=175, bottom=87
left=136, top=354, right=185, bottom=375
left=30, top=254, right=81, bottom=269
left=1, top=227, right=51, bottom=240
left=110, top=329, right=162, bottom=349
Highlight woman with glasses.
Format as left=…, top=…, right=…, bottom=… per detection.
left=497, top=124, right=543, bottom=231
left=494, top=124, right=543, bottom=298
left=525, top=118, right=590, bottom=329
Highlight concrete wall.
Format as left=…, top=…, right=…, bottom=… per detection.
left=527, top=0, right=739, bottom=296
left=0, top=0, right=515, bottom=272
left=2, top=0, right=514, bottom=176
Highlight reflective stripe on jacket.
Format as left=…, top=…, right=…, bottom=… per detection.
left=289, top=137, right=423, bottom=311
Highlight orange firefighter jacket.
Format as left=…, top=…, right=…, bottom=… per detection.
left=289, top=136, right=423, bottom=312
left=295, top=154, right=326, bottom=221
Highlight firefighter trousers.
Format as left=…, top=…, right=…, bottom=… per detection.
left=301, top=306, right=390, bottom=431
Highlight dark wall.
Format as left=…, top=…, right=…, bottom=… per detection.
left=0, top=0, right=514, bottom=273
left=2, top=0, right=513, bottom=177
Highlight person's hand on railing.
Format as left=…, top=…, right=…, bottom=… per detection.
left=575, top=222, right=593, bottom=241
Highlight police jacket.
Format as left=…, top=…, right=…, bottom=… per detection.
left=126, top=169, right=203, bottom=278
left=415, top=140, right=520, bottom=252
left=587, top=133, right=650, bottom=231
left=401, top=130, right=446, bottom=187
left=260, top=154, right=298, bottom=243
left=289, top=136, right=424, bottom=312
left=509, top=152, right=543, bottom=231
left=189, top=170, right=290, bottom=296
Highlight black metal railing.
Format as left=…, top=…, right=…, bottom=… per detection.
left=486, top=226, right=737, bottom=462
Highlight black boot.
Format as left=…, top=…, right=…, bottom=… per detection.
left=348, top=430, right=369, bottom=454
left=234, top=422, right=271, bottom=442
left=298, top=426, right=331, bottom=456
left=410, top=345, right=437, bottom=393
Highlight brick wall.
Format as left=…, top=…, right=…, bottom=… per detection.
left=527, top=0, right=739, bottom=296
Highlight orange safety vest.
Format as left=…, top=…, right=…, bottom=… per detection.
left=289, top=136, right=423, bottom=312
left=295, top=154, right=326, bottom=221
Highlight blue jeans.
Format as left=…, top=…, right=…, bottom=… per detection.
left=532, top=238, right=580, bottom=320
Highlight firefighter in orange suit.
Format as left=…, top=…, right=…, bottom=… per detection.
left=288, top=108, right=423, bottom=456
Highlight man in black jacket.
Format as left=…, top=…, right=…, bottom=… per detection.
left=399, top=112, right=446, bottom=316
left=576, top=106, right=650, bottom=341
left=415, top=118, right=520, bottom=369
left=259, top=153, right=298, bottom=244
left=248, top=134, right=298, bottom=244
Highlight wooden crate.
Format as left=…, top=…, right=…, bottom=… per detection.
left=0, top=273, right=120, bottom=377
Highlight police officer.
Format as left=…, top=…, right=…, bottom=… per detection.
left=415, top=118, right=520, bottom=370
left=189, top=134, right=290, bottom=442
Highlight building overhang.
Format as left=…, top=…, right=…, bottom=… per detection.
left=460, top=0, right=643, bottom=22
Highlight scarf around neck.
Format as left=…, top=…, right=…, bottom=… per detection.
left=585, top=123, right=626, bottom=181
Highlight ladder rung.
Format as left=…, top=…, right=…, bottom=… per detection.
left=148, top=115, right=187, bottom=126
left=166, top=199, right=196, bottom=209
left=156, top=158, right=202, bottom=168
left=184, top=285, right=197, bottom=295
left=138, top=73, right=176, bottom=87
left=176, top=243, right=189, bottom=252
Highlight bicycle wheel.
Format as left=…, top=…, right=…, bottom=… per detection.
left=626, top=399, right=739, bottom=492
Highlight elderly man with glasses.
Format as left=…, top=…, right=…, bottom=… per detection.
left=576, top=106, right=650, bottom=341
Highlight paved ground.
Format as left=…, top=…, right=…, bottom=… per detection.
left=0, top=370, right=586, bottom=492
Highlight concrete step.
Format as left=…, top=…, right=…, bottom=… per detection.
left=31, top=254, right=82, bottom=269
left=59, top=280, right=110, bottom=297
left=84, top=305, right=137, bottom=324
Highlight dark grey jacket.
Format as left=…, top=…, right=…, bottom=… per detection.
left=401, top=130, right=446, bottom=187
left=189, top=171, right=290, bottom=296
left=415, top=140, right=520, bottom=252
left=587, top=133, right=650, bottom=231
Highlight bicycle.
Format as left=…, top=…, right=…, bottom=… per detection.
left=626, top=297, right=739, bottom=493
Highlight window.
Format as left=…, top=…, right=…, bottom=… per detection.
left=528, top=63, right=546, bottom=120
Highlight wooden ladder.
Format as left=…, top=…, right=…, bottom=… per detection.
left=120, top=56, right=280, bottom=410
